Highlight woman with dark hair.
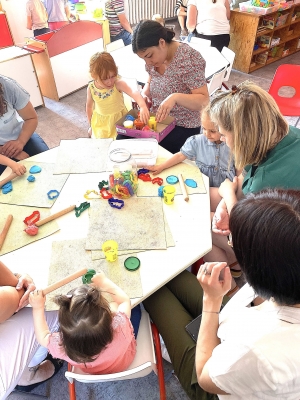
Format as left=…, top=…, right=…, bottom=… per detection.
left=116, top=20, right=209, bottom=154
left=0, top=75, right=49, bottom=175
left=143, top=188, right=300, bottom=399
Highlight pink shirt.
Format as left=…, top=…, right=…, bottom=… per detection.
left=47, top=312, right=136, bottom=374
left=146, top=43, right=206, bottom=128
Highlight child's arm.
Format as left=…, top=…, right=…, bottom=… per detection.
left=116, top=79, right=150, bottom=125
left=86, top=86, right=94, bottom=137
left=91, top=271, right=131, bottom=318
left=26, top=15, right=33, bottom=30
left=0, top=155, right=26, bottom=175
left=29, top=290, right=51, bottom=348
left=148, top=152, right=187, bottom=175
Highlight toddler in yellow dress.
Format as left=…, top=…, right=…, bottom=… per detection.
left=86, top=52, right=149, bottom=139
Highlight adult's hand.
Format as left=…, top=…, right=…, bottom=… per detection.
left=197, top=262, right=231, bottom=300
left=218, top=177, right=238, bottom=199
left=0, top=140, right=24, bottom=159
left=212, top=200, right=230, bottom=235
left=155, top=94, right=176, bottom=122
left=15, top=273, right=36, bottom=311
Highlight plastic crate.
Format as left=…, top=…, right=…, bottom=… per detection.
left=239, top=1, right=279, bottom=14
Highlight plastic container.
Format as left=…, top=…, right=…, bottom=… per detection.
left=108, top=148, right=138, bottom=198
left=239, top=1, right=279, bottom=14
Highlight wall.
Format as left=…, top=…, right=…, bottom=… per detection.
left=1, top=0, right=33, bottom=46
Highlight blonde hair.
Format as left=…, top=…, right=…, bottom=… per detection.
left=208, top=82, right=288, bottom=170
left=152, top=14, right=165, bottom=26
left=89, top=52, right=118, bottom=81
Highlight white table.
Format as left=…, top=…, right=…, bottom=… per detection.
left=110, top=43, right=229, bottom=83
left=0, top=146, right=212, bottom=306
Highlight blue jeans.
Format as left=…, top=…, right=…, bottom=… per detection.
left=130, top=304, right=141, bottom=338
left=111, top=30, right=132, bottom=46
left=0, top=133, right=49, bottom=175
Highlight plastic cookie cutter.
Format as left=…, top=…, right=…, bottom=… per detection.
left=23, top=210, right=41, bottom=226
left=84, top=190, right=101, bottom=200
left=98, top=180, right=109, bottom=190
left=75, top=201, right=90, bottom=217
left=185, top=179, right=198, bottom=188
left=166, top=175, right=179, bottom=185
left=108, top=197, right=124, bottom=209
left=138, top=173, right=152, bottom=182
left=82, top=269, right=96, bottom=284
left=152, top=177, right=163, bottom=186
left=100, top=188, right=113, bottom=199
left=137, top=168, right=150, bottom=175
left=47, top=190, right=59, bottom=200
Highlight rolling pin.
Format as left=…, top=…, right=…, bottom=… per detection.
left=0, top=214, right=13, bottom=250
left=0, top=172, right=18, bottom=188
left=42, top=267, right=88, bottom=295
left=35, top=205, right=76, bottom=227
left=178, top=173, right=189, bottom=202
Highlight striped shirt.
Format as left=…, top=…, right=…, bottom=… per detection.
left=105, top=0, right=125, bottom=37
left=174, top=0, right=188, bottom=14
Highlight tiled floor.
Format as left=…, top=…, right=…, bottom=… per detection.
left=8, top=19, right=300, bottom=400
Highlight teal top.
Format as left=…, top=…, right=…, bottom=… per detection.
left=242, top=126, right=300, bottom=195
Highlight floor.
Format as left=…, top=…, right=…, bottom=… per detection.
left=8, top=18, right=300, bottom=400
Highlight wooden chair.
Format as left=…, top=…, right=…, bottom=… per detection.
left=220, top=47, right=235, bottom=90
left=106, top=39, right=125, bottom=53
left=268, top=64, right=300, bottom=116
left=65, top=309, right=166, bottom=400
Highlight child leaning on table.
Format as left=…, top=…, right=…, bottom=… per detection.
left=0, top=155, right=26, bottom=176
left=86, top=52, right=150, bottom=139
left=148, top=105, right=241, bottom=209
left=29, top=271, right=141, bottom=374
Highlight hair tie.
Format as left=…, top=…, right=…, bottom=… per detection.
left=231, top=85, right=240, bottom=95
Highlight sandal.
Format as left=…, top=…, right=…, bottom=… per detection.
left=15, top=353, right=64, bottom=392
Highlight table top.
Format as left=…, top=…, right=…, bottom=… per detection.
left=110, top=43, right=229, bottom=83
left=0, top=145, right=212, bottom=306
left=0, top=46, right=31, bottom=63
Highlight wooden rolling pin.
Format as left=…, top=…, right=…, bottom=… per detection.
left=0, top=172, right=18, bottom=188
left=0, top=214, right=13, bottom=250
left=178, top=174, right=189, bottom=202
left=42, top=267, right=88, bottom=295
left=35, top=205, right=76, bottom=227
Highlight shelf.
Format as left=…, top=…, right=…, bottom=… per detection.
left=274, top=22, right=291, bottom=31
left=290, top=18, right=300, bottom=25
left=256, top=28, right=273, bottom=37
left=253, top=47, right=270, bottom=55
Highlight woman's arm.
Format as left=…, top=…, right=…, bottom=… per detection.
left=91, top=271, right=131, bottom=317
left=187, top=4, right=197, bottom=32
left=218, top=172, right=244, bottom=215
left=0, top=261, right=24, bottom=322
left=156, top=85, right=209, bottom=122
left=195, top=262, right=231, bottom=394
left=0, top=102, right=38, bottom=159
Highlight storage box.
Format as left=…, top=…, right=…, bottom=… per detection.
left=276, top=13, right=288, bottom=26
left=239, top=1, right=279, bottom=14
left=262, top=15, right=276, bottom=28
left=271, top=36, right=281, bottom=45
left=116, top=109, right=176, bottom=142
left=255, top=51, right=268, bottom=63
left=258, top=35, right=272, bottom=47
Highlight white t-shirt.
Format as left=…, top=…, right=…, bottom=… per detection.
left=188, top=0, right=230, bottom=35
left=208, top=284, right=300, bottom=399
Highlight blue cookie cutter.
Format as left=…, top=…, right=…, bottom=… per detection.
left=108, top=197, right=124, bottom=209
left=47, top=190, right=59, bottom=200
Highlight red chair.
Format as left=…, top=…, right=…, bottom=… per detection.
left=268, top=64, right=300, bottom=116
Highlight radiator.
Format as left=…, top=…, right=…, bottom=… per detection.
left=126, top=0, right=176, bottom=25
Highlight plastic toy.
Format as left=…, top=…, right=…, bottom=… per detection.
left=138, top=173, right=152, bottom=182
left=158, top=186, right=165, bottom=197
left=137, top=168, right=150, bottom=175
left=84, top=190, right=100, bottom=199
left=100, top=188, right=113, bottom=199
left=152, top=177, right=163, bottom=186
left=75, top=202, right=90, bottom=217
left=108, top=197, right=124, bottom=209
left=124, top=256, right=140, bottom=271
left=23, top=211, right=40, bottom=226
left=47, top=190, right=59, bottom=200
left=148, top=116, right=157, bottom=131
left=98, top=180, right=108, bottom=190
left=82, top=269, right=96, bottom=284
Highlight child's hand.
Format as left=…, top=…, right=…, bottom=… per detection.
left=29, top=290, right=46, bottom=309
left=147, top=164, right=164, bottom=176
left=91, top=271, right=106, bottom=287
left=12, top=162, right=26, bottom=176
left=139, top=105, right=150, bottom=125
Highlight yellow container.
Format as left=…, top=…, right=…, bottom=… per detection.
left=163, top=185, right=176, bottom=205
left=148, top=116, right=157, bottom=131
left=102, top=240, right=118, bottom=262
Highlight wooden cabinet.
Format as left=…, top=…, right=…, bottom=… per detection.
left=229, top=4, right=300, bottom=73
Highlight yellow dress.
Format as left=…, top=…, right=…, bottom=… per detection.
left=89, top=81, right=128, bottom=139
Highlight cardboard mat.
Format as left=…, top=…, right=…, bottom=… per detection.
left=45, top=238, right=143, bottom=310
left=0, top=204, right=59, bottom=255
left=86, top=197, right=167, bottom=251
left=53, top=138, right=113, bottom=174
left=137, top=159, right=206, bottom=197
left=0, top=161, right=69, bottom=208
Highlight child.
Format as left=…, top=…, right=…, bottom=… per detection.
left=26, top=0, right=50, bottom=37
left=0, top=155, right=26, bottom=176
left=29, top=271, right=140, bottom=374
left=152, top=14, right=165, bottom=26
left=148, top=106, right=240, bottom=210
left=86, top=52, right=150, bottom=139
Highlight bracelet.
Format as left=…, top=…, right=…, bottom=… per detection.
left=202, top=311, right=220, bottom=314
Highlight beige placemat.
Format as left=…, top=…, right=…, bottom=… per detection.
left=0, top=204, right=59, bottom=255
left=53, top=138, right=113, bottom=174
left=137, top=159, right=206, bottom=197
left=90, top=210, right=175, bottom=260
left=86, top=197, right=167, bottom=251
left=45, top=238, right=143, bottom=310
left=0, top=161, right=69, bottom=208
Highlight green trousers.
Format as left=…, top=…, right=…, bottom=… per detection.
left=143, top=270, right=218, bottom=400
